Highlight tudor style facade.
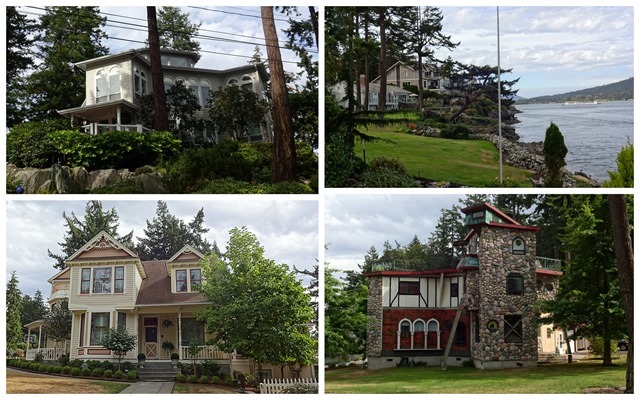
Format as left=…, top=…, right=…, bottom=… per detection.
left=28, top=231, right=312, bottom=380
left=365, top=203, right=564, bottom=370
left=58, top=48, right=271, bottom=143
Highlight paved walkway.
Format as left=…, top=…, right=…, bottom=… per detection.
left=120, top=381, right=174, bottom=394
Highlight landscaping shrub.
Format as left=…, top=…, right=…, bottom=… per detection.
left=357, top=157, right=418, bottom=188
left=30, top=363, right=40, bottom=371
left=82, top=368, right=91, bottom=376
left=104, top=369, right=113, bottom=378
left=127, top=370, right=138, bottom=380
left=224, top=376, right=234, bottom=386
left=210, top=376, right=221, bottom=385
left=92, top=368, right=104, bottom=377
left=53, top=366, right=63, bottom=374
left=68, top=359, right=84, bottom=369
left=195, top=178, right=314, bottom=194
left=280, top=383, right=318, bottom=394
left=62, top=366, right=72, bottom=375
left=89, top=179, right=145, bottom=194
left=114, top=370, right=124, bottom=379
left=199, top=375, right=210, bottom=384
left=47, top=130, right=180, bottom=171
left=176, top=373, right=186, bottom=383
left=34, top=352, right=44, bottom=363
left=58, top=353, right=69, bottom=366
left=440, top=124, right=471, bottom=139
left=39, top=364, right=48, bottom=373
left=6, top=119, right=68, bottom=168
left=120, top=361, right=134, bottom=372
left=47, top=365, right=56, bottom=373
left=589, top=337, right=618, bottom=357
left=71, top=367, right=81, bottom=376
left=188, top=375, right=198, bottom=384
left=200, top=360, right=221, bottom=378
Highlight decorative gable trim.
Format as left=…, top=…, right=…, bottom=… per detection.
left=166, top=245, right=204, bottom=275
left=66, top=231, right=137, bottom=262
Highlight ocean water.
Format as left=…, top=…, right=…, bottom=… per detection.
left=514, top=101, right=634, bottom=183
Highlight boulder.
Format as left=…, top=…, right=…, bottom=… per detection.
left=10, top=167, right=52, bottom=194
left=133, top=173, right=166, bottom=194
left=87, top=169, right=122, bottom=191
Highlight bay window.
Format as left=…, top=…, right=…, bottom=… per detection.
left=90, top=312, right=110, bottom=345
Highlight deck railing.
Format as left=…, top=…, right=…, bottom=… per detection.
left=26, top=347, right=66, bottom=361
left=259, top=377, right=318, bottom=394
left=536, top=257, right=562, bottom=271
left=179, top=345, right=229, bottom=360
left=81, top=123, right=151, bottom=135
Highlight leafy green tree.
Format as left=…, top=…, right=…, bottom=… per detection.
left=543, top=122, right=568, bottom=187
left=48, top=201, right=134, bottom=269
left=6, top=6, right=37, bottom=127
left=157, top=6, right=201, bottom=59
left=100, top=328, right=137, bottom=371
left=425, top=205, right=466, bottom=265
left=325, top=267, right=368, bottom=360
left=6, top=271, right=24, bottom=355
left=135, top=201, right=214, bottom=261
left=539, top=195, right=628, bottom=366
left=198, top=227, right=315, bottom=379
left=166, top=81, right=206, bottom=145
left=26, top=6, right=108, bottom=122
left=603, top=140, right=633, bottom=188
left=209, top=85, right=268, bottom=142
left=294, top=262, right=319, bottom=339
left=44, top=301, right=72, bottom=351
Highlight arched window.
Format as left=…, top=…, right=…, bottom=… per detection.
left=108, top=67, right=121, bottom=101
left=397, top=319, right=412, bottom=350
left=400, top=320, right=411, bottom=338
left=188, top=78, right=199, bottom=98
left=95, top=69, right=107, bottom=103
left=512, top=237, right=526, bottom=255
left=241, top=75, right=253, bottom=91
left=413, top=319, right=426, bottom=349
left=228, top=78, right=239, bottom=86
left=134, top=66, right=147, bottom=96
left=507, top=273, right=524, bottom=295
left=200, top=79, right=211, bottom=107
left=163, top=77, right=174, bottom=93
left=426, top=319, right=440, bottom=349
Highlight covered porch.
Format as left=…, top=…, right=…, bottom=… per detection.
left=58, top=99, right=148, bottom=135
left=24, top=320, right=69, bottom=361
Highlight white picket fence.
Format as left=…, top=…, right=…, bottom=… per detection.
left=259, top=377, right=318, bottom=394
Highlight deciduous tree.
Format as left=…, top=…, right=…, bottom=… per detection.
left=100, top=328, right=137, bottom=371
left=198, top=227, right=315, bottom=379
left=44, top=301, right=72, bottom=351
left=209, top=85, right=268, bottom=142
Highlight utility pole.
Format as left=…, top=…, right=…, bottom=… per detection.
left=497, top=6, right=503, bottom=185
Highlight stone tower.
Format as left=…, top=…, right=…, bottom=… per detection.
left=460, top=203, right=539, bottom=369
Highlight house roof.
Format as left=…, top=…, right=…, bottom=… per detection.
left=461, top=202, right=540, bottom=232
left=48, top=267, right=71, bottom=283
left=136, top=260, right=209, bottom=306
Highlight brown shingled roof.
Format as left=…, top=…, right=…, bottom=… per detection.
left=136, top=260, right=209, bottom=305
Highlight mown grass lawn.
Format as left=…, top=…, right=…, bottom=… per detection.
left=172, top=382, right=240, bottom=394
left=325, top=358, right=627, bottom=394
left=357, top=124, right=532, bottom=187
left=6, top=368, right=129, bottom=394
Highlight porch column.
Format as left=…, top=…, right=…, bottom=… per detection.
left=116, top=105, right=122, bottom=130
left=178, top=310, right=182, bottom=357
left=37, top=325, right=42, bottom=352
left=26, top=327, right=31, bottom=352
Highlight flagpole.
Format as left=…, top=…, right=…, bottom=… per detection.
left=497, top=6, right=503, bottom=185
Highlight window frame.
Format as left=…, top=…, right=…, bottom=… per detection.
left=117, top=312, right=127, bottom=330
left=506, top=273, right=524, bottom=295
left=176, top=269, right=188, bottom=292
left=398, top=281, right=420, bottom=295
left=92, top=267, right=112, bottom=294
left=90, top=312, right=110, bottom=346
left=504, top=314, right=523, bottom=343
left=512, top=237, right=526, bottom=255
left=400, top=320, right=411, bottom=338
left=81, top=268, right=91, bottom=294
left=114, top=266, right=125, bottom=293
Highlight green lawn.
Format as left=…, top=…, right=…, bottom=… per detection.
left=325, top=358, right=627, bottom=394
left=357, top=124, right=532, bottom=187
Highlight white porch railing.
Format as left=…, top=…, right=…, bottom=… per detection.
left=179, top=345, right=228, bottom=360
left=259, top=377, right=318, bottom=394
left=81, top=123, right=151, bottom=135
left=26, top=347, right=66, bottom=361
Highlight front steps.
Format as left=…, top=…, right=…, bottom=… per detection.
left=538, top=353, right=568, bottom=364
left=137, top=361, right=180, bottom=382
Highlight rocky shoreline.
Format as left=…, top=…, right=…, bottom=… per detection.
left=411, top=112, right=600, bottom=188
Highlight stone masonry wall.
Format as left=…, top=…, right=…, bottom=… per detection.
left=472, top=226, right=538, bottom=363
left=366, top=276, right=383, bottom=358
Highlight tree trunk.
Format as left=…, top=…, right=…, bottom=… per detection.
left=147, top=7, right=168, bottom=131
left=308, top=6, right=318, bottom=50
left=354, top=14, right=361, bottom=110
left=364, top=14, right=370, bottom=112
left=261, top=6, right=297, bottom=182
left=608, top=194, right=634, bottom=393
left=418, top=53, right=424, bottom=111
left=377, top=8, right=387, bottom=117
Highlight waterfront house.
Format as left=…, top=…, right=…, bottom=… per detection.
left=58, top=47, right=271, bottom=144
left=365, top=203, right=566, bottom=370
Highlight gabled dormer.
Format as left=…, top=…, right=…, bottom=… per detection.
left=48, top=267, right=71, bottom=304
left=166, top=245, right=204, bottom=293
left=65, top=231, right=145, bottom=311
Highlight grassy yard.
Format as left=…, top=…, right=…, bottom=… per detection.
left=325, top=358, right=627, bottom=394
left=357, top=124, right=532, bottom=187
left=172, top=382, right=240, bottom=394
left=6, top=368, right=129, bottom=394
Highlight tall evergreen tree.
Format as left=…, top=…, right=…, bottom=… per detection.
left=21, top=290, right=49, bottom=327
left=6, top=271, right=24, bottom=354
left=157, top=6, right=201, bottom=59
left=26, top=6, right=108, bottom=122
left=425, top=205, right=466, bottom=266
left=48, top=201, right=134, bottom=269
left=262, top=6, right=297, bottom=182
left=6, top=6, right=37, bottom=127
left=543, top=122, right=568, bottom=187
left=135, top=201, right=213, bottom=261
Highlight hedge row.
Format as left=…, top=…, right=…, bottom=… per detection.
left=7, top=359, right=138, bottom=381
left=175, top=373, right=234, bottom=386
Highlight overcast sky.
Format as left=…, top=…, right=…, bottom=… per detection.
left=18, top=5, right=314, bottom=77
left=435, top=6, right=633, bottom=98
left=325, top=194, right=464, bottom=275
left=5, top=199, right=318, bottom=298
